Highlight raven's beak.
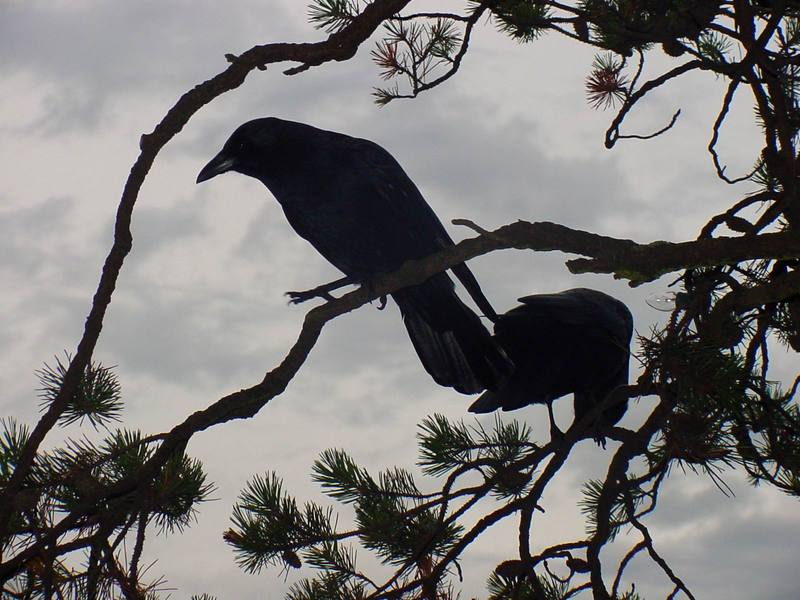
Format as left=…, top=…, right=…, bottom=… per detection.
left=196, top=151, right=235, bottom=184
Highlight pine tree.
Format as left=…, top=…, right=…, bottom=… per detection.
left=3, top=1, right=800, bottom=598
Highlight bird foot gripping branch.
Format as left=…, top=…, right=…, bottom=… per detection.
left=284, top=275, right=388, bottom=310
left=284, top=276, right=352, bottom=305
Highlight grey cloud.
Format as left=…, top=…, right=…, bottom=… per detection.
left=175, top=57, right=391, bottom=164
left=1, top=0, right=300, bottom=134
left=1, top=196, right=78, bottom=276
left=0, top=195, right=106, bottom=325
left=366, top=104, right=648, bottom=234
left=1, top=197, right=110, bottom=419
left=128, top=196, right=209, bottom=259
left=669, top=508, right=798, bottom=599
left=639, top=481, right=799, bottom=599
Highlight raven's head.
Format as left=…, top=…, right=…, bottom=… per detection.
left=196, top=117, right=289, bottom=184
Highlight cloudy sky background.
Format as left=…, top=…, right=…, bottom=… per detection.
left=2, top=1, right=798, bottom=598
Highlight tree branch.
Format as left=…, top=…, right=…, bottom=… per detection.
left=605, top=61, right=703, bottom=149
left=587, top=398, right=671, bottom=599
left=454, top=219, right=800, bottom=287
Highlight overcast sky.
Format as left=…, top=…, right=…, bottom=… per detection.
left=2, top=1, right=798, bottom=598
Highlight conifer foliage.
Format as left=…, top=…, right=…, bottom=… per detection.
left=3, top=1, right=800, bottom=599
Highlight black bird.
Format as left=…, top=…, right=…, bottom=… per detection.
left=196, top=117, right=511, bottom=394
left=468, top=288, right=633, bottom=437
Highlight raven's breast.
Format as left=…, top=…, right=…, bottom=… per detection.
left=277, top=193, right=394, bottom=281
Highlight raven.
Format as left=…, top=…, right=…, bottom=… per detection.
left=196, top=117, right=511, bottom=394
left=468, top=288, right=633, bottom=437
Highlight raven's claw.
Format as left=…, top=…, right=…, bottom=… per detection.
left=285, top=276, right=353, bottom=305
left=285, top=289, right=335, bottom=305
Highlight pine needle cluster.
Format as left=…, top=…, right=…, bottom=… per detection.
left=226, top=414, right=540, bottom=599
left=2, top=357, right=214, bottom=598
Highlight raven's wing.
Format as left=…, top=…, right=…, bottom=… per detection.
left=517, top=288, right=633, bottom=343
left=317, top=133, right=511, bottom=392
left=337, top=135, right=499, bottom=319
left=470, top=290, right=633, bottom=414
left=516, top=289, right=633, bottom=425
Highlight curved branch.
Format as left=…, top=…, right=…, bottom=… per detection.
left=699, top=191, right=773, bottom=238
left=707, top=79, right=754, bottom=184
left=0, top=0, right=414, bottom=537
left=587, top=398, right=671, bottom=599
left=615, top=109, right=681, bottom=142
left=622, top=488, right=696, bottom=600
left=605, top=60, right=703, bottom=148
left=611, top=540, right=646, bottom=598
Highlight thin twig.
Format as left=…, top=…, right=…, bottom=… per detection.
left=605, top=61, right=703, bottom=148
left=707, top=79, right=755, bottom=184
left=611, top=541, right=646, bottom=598
left=615, top=109, right=682, bottom=142
left=622, top=488, right=696, bottom=600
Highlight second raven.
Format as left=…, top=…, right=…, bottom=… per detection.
left=469, top=288, right=633, bottom=438
left=196, top=118, right=511, bottom=394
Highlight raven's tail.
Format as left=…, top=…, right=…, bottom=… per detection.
left=392, top=275, right=512, bottom=395
left=468, top=389, right=502, bottom=413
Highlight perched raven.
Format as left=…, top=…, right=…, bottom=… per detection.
left=468, top=288, right=633, bottom=436
left=196, top=117, right=511, bottom=394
